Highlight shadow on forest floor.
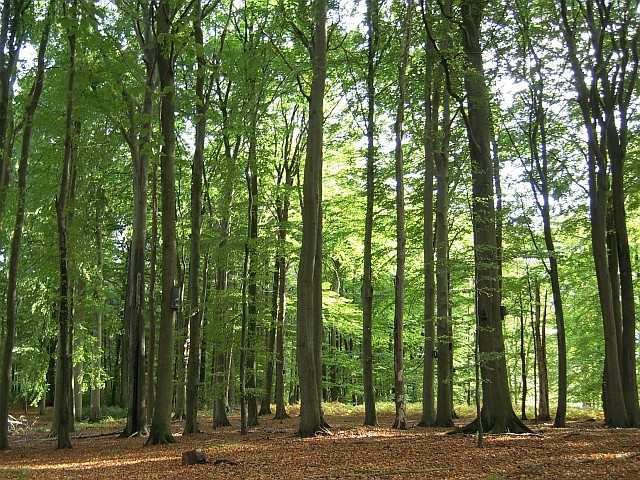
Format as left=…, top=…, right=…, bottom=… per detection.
left=1, top=404, right=639, bottom=479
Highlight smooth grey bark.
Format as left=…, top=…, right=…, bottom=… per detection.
left=418, top=59, right=435, bottom=428
left=434, top=79, right=453, bottom=428
left=245, top=107, right=260, bottom=428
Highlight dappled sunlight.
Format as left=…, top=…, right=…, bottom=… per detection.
left=24, top=454, right=175, bottom=473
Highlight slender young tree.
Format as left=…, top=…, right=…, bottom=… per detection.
left=147, top=161, right=158, bottom=425
left=418, top=45, right=436, bottom=428
left=507, top=0, right=568, bottom=427
left=434, top=71, right=453, bottom=428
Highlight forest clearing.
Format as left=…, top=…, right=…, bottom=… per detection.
left=1, top=405, right=639, bottom=479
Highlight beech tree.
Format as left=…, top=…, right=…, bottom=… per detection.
left=559, top=0, right=640, bottom=428
left=147, top=0, right=179, bottom=445
left=296, top=0, right=328, bottom=437
left=457, top=0, right=530, bottom=434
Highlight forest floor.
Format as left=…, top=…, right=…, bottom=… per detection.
left=1, top=404, right=639, bottom=479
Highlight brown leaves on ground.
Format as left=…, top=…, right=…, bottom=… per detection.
left=1, top=410, right=639, bottom=479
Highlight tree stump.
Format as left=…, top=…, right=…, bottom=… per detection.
left=181, top=449, right=208, bottom=466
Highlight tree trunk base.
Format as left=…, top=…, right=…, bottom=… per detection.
left=259, top=405, right=272, bottom=416
left=145, top=432, right=175, bottom=446
left=214, top=418, right=232, bottom=428
left=274, top=411, right=290, bottom=421
left=392, top=419, right=408, bottom=430
left=449, top=413, right=532, bottom=435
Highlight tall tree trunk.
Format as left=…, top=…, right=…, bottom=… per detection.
left=90, top=195, right=104, bottom=423
left=458, top=0, right=530, bottom=434
left=147, top=0, right=178, bottom=445
left=362, top=0, right=379, bottom=428
left=391, top=0, right=412, bottom=431
left=0, top=0, right=52, bottom=448
left=260, top=268, right=277, bottom=416
left=273, top=120, right=297, bottom=420
left=534, top=282, right=550, bottom=421
left=54, top=1, right=77, bottom=448
left=296, top=0, right=327, bottom=438
left=184, top=0, right=207, bottom=435
left=147, top=161, right=158, bottom=425
left=245, top=116, right=260, bottom=428
left=418, top=46, right=435, bottom=428
left=434, top=78, right=453, bottom=428
left=119, top=9, right=156, bottom=431
left=558, top=0, right=630, bottom=428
